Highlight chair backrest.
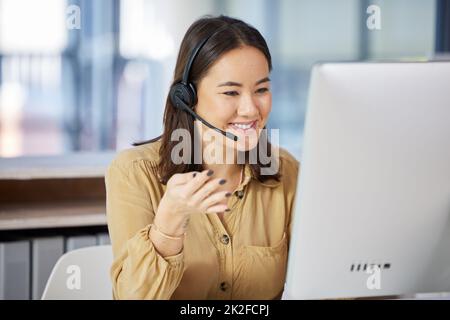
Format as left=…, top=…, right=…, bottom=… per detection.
left=41, top=245, right=113, bottom=300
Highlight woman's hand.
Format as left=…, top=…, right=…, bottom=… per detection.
left=157, top=169, right=231, bottom=219
left=150, top=169, right=231, bottom=257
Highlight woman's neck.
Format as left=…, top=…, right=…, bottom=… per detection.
left=200, top=139, right=244, bottom=184
left=203, top=163, right=243, bottom=184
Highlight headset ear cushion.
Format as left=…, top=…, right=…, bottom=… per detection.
left=169, top=83, right=195, bottom=110
left=188, top=82, right=197, bottom=106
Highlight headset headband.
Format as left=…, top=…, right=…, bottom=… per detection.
left=181, top=23, right=235, bottom=85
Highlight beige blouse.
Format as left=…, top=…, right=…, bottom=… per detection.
left=105, top=139, right=300, bottom=300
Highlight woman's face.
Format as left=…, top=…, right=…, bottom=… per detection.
left=195, top=45, right=272, bottom=156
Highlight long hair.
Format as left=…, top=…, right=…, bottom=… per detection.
left=134, top=15, right=281, bottom=185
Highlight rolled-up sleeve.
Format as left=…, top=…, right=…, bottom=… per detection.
left=105, top=162, right=185, bottom=300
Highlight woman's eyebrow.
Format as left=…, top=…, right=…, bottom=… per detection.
left=217, top=77, right=271, bottom=87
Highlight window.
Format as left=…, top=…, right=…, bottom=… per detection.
left=0, top=0, right=438, bottom=159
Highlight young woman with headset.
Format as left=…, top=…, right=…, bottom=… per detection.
left=106, top=15, right=300, bottom=300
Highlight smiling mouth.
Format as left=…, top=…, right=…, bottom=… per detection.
left=227, top=120, right=258, bottom=133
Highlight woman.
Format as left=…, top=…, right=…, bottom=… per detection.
left=106, top=15, right=300, bottom=300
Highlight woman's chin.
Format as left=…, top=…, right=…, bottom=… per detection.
left=227, top=127, right=261, bottom=152
left=235, top=137, right=259, bottom=152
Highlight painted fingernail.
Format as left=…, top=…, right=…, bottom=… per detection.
left=219, top=179, right=226, bottom=185
left=193, top=172, right=197, bottom=177
left=207, top=169, right=214, bottom=176
left=225, top=208, right=231, bottom=212
left=225, top=192, right=232, bottom=197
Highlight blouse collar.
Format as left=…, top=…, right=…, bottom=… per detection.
left=236, top=163, right=281, bottom=191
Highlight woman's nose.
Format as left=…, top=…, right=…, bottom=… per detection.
left=237, top=94, right=259, bottom=117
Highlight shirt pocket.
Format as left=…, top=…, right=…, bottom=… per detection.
left=234, top=232, right=288, bottom=299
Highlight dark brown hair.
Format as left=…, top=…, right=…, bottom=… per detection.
left=134, top=15, right=281, bottom=185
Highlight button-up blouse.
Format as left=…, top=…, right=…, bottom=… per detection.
left=105, top=139, right=300, bottom=299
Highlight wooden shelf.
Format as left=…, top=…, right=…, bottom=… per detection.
left=0, top=152, right=115, bottom=180
left=0, top=201, right=107, bottom=230
left=0, top=152, right=115, bottom=230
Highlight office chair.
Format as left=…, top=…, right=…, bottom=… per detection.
left=41, top=245, right=113, bottom=300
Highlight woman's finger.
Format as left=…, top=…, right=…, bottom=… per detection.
left=168, top=172, right=195, bottom=186
left=191, top=176, right=227, bottom=203
left=201, top=190, right=232, bottom=210
left=205, top=203, right=230, bottom=214
left=184, top=169, right=215, bottom=195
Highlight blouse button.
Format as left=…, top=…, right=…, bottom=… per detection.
left=236, top=190, right=244, bottom=199
left=220, top=281, right=229, bottom=291
left=220, top=234, right=230, bottom=245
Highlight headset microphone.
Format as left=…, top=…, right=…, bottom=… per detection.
left=169, top=23, right=239, bottom=142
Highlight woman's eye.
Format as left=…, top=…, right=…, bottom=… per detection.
left=256, top=88, right=269, bottom=94
left=223, top=91, right=239, bottom=96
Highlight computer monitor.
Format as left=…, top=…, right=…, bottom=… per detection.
left=283, top=61, right=450, bottom=299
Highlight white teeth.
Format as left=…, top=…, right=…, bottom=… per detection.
left=230, top=121, right=255, bottom=130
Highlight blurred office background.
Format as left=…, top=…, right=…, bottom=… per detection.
left=0, top=0, right=447, bottom=160
left=0, top=0, right=449, bottom=300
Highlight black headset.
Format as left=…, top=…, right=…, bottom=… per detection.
left=169, top=25, right=239, bottom=141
